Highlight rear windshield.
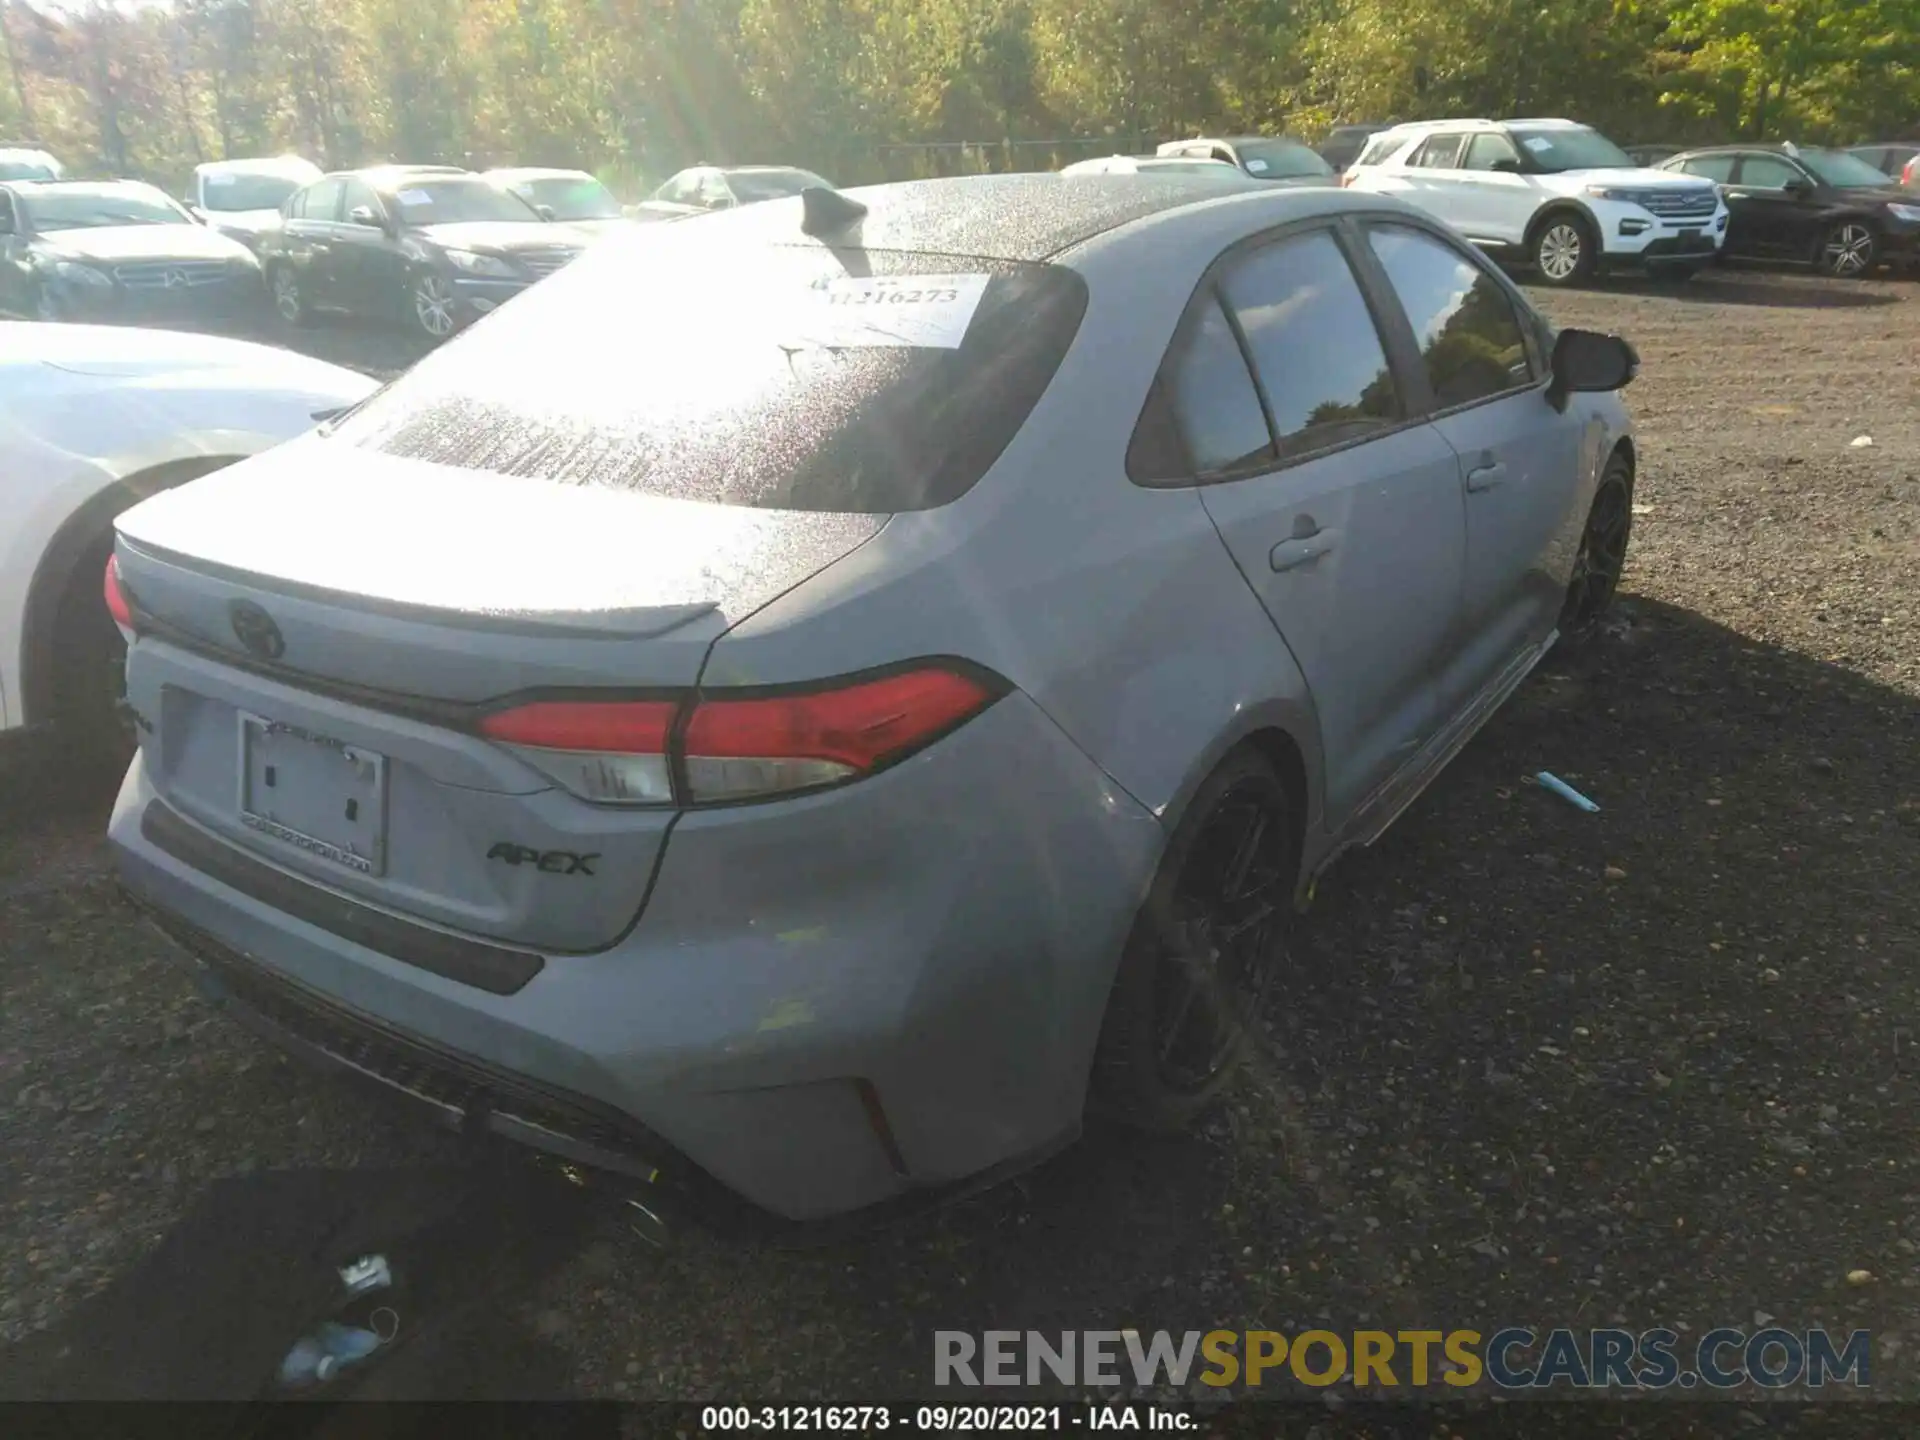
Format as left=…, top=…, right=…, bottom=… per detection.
left=333, top=235, right=1089, bottom=513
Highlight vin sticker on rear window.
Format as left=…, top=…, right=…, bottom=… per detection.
left=795, top=273, right=990, bottom=349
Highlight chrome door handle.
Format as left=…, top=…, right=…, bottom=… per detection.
left=1270, top=530, right=1340, bottom=572
left=1465, top=461, right=1507, bottom=493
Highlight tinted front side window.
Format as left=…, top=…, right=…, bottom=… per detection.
left=1368, top=225, right=1533, bottom=409
left=302, top=179, right=345, bottom=222
left=340, top=180, right=382, bottom=221
left=333, top=238, right=1089, bottom=514
left=1736, top=155, right=1803, bottom=189
left=1219, top=230, right=1400, bottom=458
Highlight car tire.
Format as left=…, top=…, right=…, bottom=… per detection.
left=410, top=273, right=459, bottom=341
left=33, top=285, right=64, bottom=323
left=49, top=534, right=136, bottom=780
left=1531, top=212, right=1598, bottom=287
left=1091, top=747, right=1299, bottom=1132
left=269, top=265, right=313, bottom=327
left=1557, top=449, right=1634, bottom=645
left=1817, top=220, right=1877, bottom=278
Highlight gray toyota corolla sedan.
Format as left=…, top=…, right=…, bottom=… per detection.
left=106, top=174, right=1638, bottom=1223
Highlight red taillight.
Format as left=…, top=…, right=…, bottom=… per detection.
left=104, top=554, right=132, bottom=629
left=476, top=665, right=1001, bottom=806
left=683, top=666, right=998, bottom=801
left=479, top=699, right=676, bottom=753
left=478, top=698, right=678, bottom=805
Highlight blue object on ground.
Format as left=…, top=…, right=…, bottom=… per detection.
left=1535, top=771, right=1600, bottom=813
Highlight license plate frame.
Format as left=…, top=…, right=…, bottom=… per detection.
left=237, top=713, right=389, bottom=877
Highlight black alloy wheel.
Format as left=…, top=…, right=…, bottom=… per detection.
left=1559, top=453, right=1634, bottom=642
left=1094, top=748, right=1297, bottom=1129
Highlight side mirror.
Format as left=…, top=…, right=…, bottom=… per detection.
left=535, top=204, right=556, bottom=221
left=347, top=204, right=383, bottom=229
left=1491, top=158, right=1523, bottom=174
left=1549, top=328, right=1638, bottom=408
left=704, top=194, right=734, bottom=211
left=1783, top=177, right=1814, bottom=197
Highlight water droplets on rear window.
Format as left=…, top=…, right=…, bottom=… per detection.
left=331, top=230, right=1089, bottom=514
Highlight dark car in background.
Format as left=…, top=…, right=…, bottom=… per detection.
left=259, top=166, right=596, bottom=341
left=630, top=165, right=834, bottom=221
left=485, top=166, right=631, bottom=239
left=1660, top=144, right=1920, bottom=276
left=1318, top=124, right=1388, bottom=173
left=1155, top=135, right=1336, bottom=184
left=0, top=180, right=264, bottom=329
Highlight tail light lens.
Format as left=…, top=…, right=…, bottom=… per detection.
left=477, top=664, right=1003, bottom=807
left=479, top=699, right=678, bottom=804
left=682, top=666, right=998, bottom=802
left=104, top=554, right=133, bottom=629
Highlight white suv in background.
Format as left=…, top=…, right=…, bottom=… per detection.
left=1343, top=117, right=1730, bottom=284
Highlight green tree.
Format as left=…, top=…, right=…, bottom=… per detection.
left=1654, top=0, right=1920, bottom=140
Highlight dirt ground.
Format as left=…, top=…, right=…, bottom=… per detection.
left=2, top=264, right=1918, bottom=1404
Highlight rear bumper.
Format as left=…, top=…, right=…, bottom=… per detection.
left=108, top=692, right=1166, bottom=1221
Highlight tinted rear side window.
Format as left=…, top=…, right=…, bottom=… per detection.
left=1678, top=154, right=1737, bottom=183
left=1161, top=294, right=1274, bottom=474
left=333, top=235, right=1089, bottom=513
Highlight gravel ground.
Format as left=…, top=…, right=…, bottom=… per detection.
left=2, top=265, right=1918, bottom=1404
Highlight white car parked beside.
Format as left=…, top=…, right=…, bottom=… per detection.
left=188, top=155, right=323, bottom=253
left=0, top=324, right=376, bottom=770
left=1342, top=117, right=1730, bottom=284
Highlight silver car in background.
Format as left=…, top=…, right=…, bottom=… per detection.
left=108, top=176, right=1638, bottom=1224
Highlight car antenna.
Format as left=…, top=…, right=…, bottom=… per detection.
left=800, top=186, right=867, bottom=237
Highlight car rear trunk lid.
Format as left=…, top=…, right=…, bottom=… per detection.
left=113, top=439, right=884, bottom=953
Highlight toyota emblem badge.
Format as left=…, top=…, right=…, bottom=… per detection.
left=228, top=600, right=285, bottom=661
